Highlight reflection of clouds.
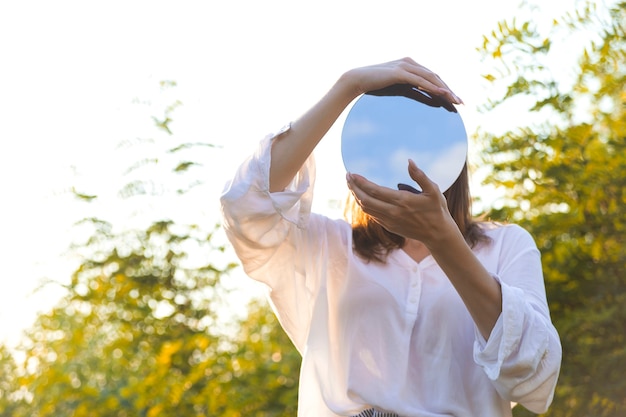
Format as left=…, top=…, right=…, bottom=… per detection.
left=420, top=142, right=467, bottom=191
left=389, top=147, right=415, bottom=188
left=385, top=142, right=466, bottom=191
left=390, top=148, right=414, bottom=167
left=347, top=156, right=378, bottom=175
left=343, top=118, right=378, bottom=140
left=344, top=156, right=386, bottom=186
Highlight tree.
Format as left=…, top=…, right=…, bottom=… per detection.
left=0, top=344, right=28, bottom=416
left=15, top=220, right=299, bottom=417
left=477, top=1, right=626, bottom=416
left=1, top=82, right=300, bottom=416
left=208, top=299, right=300, bottom=417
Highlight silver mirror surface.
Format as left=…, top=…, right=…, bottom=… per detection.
left=341, top=85, right=468, bottom=193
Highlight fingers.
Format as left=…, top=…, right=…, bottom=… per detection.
left=346, top=173, right=403, bottom=215
left=397, top=58, right=463, bottom=104
left=352, top=57, right=462, bottom=105
left=347, top=161, right=440, bottom=203
left=408, top=159, right=440, bottom=195
left=346, top=172, right=393, bottom=203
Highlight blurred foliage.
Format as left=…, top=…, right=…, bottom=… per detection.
left=478, top=1, right=626, bottom=416
left=0, top=83, right=300, bottom=416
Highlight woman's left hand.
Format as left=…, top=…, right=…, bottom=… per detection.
left=346, top=159, right=458, bottom=248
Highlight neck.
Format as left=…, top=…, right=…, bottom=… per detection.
left=402, top=239, right=431, bottom=263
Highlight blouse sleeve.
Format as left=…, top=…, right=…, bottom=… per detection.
left=219, top=126, right=332, bottom=351
left=473, top=225, right=562, bottom=414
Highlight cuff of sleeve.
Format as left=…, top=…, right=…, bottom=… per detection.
left=473, top=275, right=525, bottom=380
left=256, top=123, right=314, bottom=229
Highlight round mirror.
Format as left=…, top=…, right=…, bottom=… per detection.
left=341, top=84, right=468, bottom=193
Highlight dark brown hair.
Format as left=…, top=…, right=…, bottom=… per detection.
left=345, top=162, right=490, bottom=263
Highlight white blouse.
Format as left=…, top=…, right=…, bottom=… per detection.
left=220, top=130, right=562, bottom=417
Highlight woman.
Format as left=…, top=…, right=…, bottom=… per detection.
left=220, top=58, right=561, bottom=417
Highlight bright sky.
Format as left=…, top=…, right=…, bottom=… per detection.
left=0, top=0, right=582, bottom=348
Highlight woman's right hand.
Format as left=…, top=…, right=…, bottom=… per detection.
left=269, top=57, right=461, bottom=193
left=340, top=57, right=463, bottom=105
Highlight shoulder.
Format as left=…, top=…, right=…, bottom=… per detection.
left=478, top=222, right=538, bottom=250
left=303, top=213, right=353, bottom=243
left=474, top=222, right=542, bottom=273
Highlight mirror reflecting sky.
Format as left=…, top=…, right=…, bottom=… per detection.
left=341, top=91, right=467, bottom=192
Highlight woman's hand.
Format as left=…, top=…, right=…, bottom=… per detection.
left=346, top=159, right=459, bottom=249
left=270, top=57, right=461, bottom=193
left=347, top=159, right=503, bottom=339
left=341, top=57, right=463, bottom=106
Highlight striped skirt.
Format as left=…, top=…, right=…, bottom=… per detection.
left=352, top=409, right=399, bottom=417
